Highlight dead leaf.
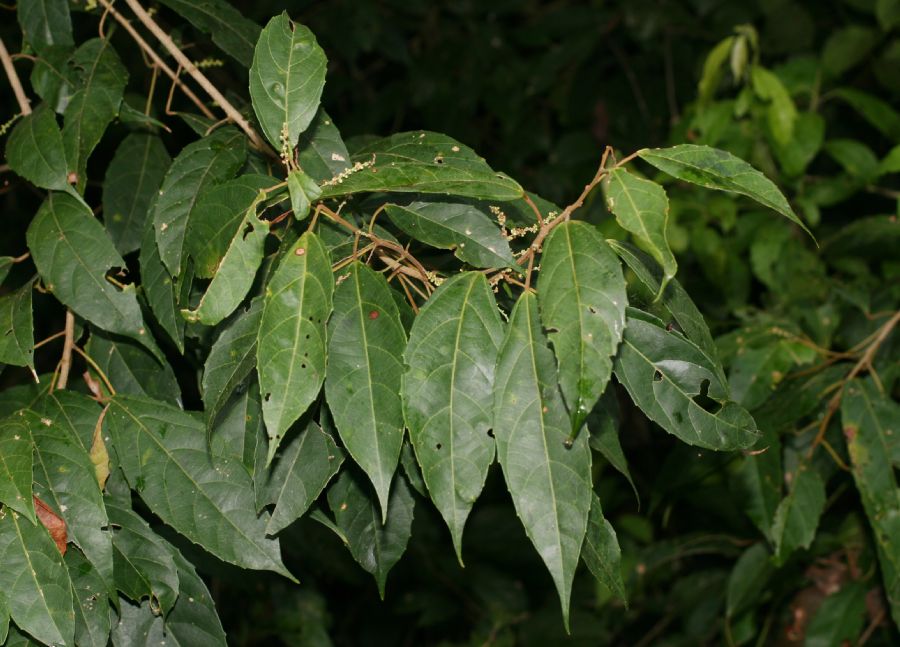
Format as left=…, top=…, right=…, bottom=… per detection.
left=91, top=405, right=111, bottom=490
left=33, top=495, right=67, bottom=555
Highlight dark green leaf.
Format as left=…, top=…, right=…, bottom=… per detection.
left=823, top=139, right=880, bottom=181
left=581, top=494, right=626, bottom=603
left=804, top=581, right=867, bottom=646
left=17, top=0, right=72, bottom=51
left=726, top=542, right=774, bottom=617
left=286, top=168, right=321, bottom=221
left=822, top=26, right=877, bottom=78
left=832, top=88, right=900, bottom=141
left=86, top=331, right=182, bottom=404
left=210, top=382, right=266, bottom=511
left=139, top=219, right=188, bottom=352
left=0, top=411, right=36, bottom=523
left=0, top=280, right=35, bottom=370
left=297, top=109, right=351, bottom=182
left=66, top=548, right=111, bottom=647
left=249, top=12, right=327, bottom=150
left=30, top=46, right=75, bottom=114
left=157, top=0, right=261, bottom=67
left=733, top=428, right=782, bottom=542
left=5, top=104, right=71, bottom=192
left=587, top=390, right=638, bottom=503
left=771, top=463, right=825, bottom=564
left=402, top=272, right=504, bottom=559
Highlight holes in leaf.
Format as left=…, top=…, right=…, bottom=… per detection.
left=653, top=370, right=663, bottom=382
left=436, top=443, right=442, bottom=450
left=486, top=429, right=495, bottom=438
left=264, top=392, right=271, bottom=402
left=588, top=306, right=597, bottom=314
left=692, top=379, right=722, bottom=414
left=301, top=363, right=307, bottom=369
left=242, top=222, right=254, bottom=240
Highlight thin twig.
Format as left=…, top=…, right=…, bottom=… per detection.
left=0, top=37, right=31, bottom=114
left=55, top=311, right=76, bottom=390
left=72, top=345, right=116, bottom=397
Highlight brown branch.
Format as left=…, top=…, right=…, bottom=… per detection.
left=0, top=37, right=31, bottom=114
left=55, top=311, right=76, bottom=390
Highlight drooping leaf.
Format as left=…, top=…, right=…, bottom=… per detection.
left=581, top=493, right=626, bottom=603
left=605, top=168, right=676, bottom=296
left=297, top=109, right=351, bottom=182
left=614, top=310, right=758, bottom=451
left=0, top=280, right=35, bottom=370
left=249, top=12, right=327, bottom=151
left=733, top=428, right=782, bottom=542
left=5, top=104, right=71, bottom=192
left=105, top=394, right=293, bottom=579
left=587, top=390, right=638, bottom=503
left=538, top=221, right=627, bottom=435
left=0, top=507, right=74, bottom=647
left=152, top=127, right=247, bottom=275
left=326, top=261, right=406, bottom=519
left=102, top=134, right=172, bottom=255
left=30, top=45, right=75, bottom=114
left=492, top=292, right=593, bottom=629
left=638, top=144, right=812, bottom=238
left=27, top=192, right=162, bottom=359
left=402, top=272, right=504, bottom=559
left=85, top=331, right=182, bottom=404
left=725, top=542, right=774, bottom=618
left=319, top=132, right=523, bottom=201
left=139, top=219, right=190, bottom=352
left=258, top=232, right=333, bottom=461
left=832, top=87, right=900, bottom=141
left=771, top=462, right=826, bottom=564
left=66, top=548, right=111, bottom=647
left=0, top=411, right=37, bottom=523
left=157, top=0, right=261, bottom=67
left=209, top=382, right=267, bottom=510
left=326, top=469, right=415, bottom=599
left=262, top=420, right=344, bottom=535
left=841, top=378, right=900, bottom=627
left=16, top=0, right=73, bottom=51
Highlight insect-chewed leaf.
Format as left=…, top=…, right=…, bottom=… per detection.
left=385, top=202, right=518, bottom=269
left=842, top=378, right=900, bottom=627
left=771, top=462, right=825, bottom=564
left=0, top=504, right=74, bottom=647
left=5, top=104, right=71, bottom=192
left=538, top=221, right=627, bottom=435
left=102, top=133, right=172, bottom=256
left=66, top=548, right=110, bottom=647
left=402, top=272, right=504, bottom=560
left=249, top=12, right=327, bottom=151
left=581, top=493, right=626, bottom=603
left=262, top=420, right=344, bottom=535
left=492, top=292, right=593, bottom=630
left=297, top=108, right=351, bottom=182
left=17, top=0, right=73, bottom=52
left=604, top=168, right=676, bottom=296
left=152, top=127, right=247, bottom=275
left=0, top=280, right=35, bottom=370
left=326, top=261, right=406, bottom=520
left=319, top=132, right=523, bottom=201
left=614, top=309, right=758, bottom=450
left=326, top=469, right=415, bottom=599
left=157, top=0, right=261, bottom=67
left=105, top=394, right=294, bottom=580
left=0, top=411, right=37, bottom=522
left=86, top=331, right=181, bottom=404
left=28, top=192, right=163, bottom=360
left=638, top=144, right=814, bottom=239
left=258, top=232, right=333, bottom=462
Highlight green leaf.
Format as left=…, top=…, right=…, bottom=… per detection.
left=326, top=470, right=415, bottom=599
left=771, top=111, right=825, bottom=178
left=697, top=36, right=734, bottom=105
left=258, top=232, right=333, bottom=461
left=538, top=221, right=627, bottom=435
left=402, top=272, right=504, bottom=560
left=106, top=500, right=180, bottom=615
left=880, top=144, right=900, bottom=175
left=30, top=45, right=75, bottom=114
left=249, top=12, right=327, bottom=151
left=725, top=542, right=774, bottom=617
left=878, top=0, right=900, bottom=30
left=604, top=168, right=676, bottom=295
left=262, top=420, right=344, bottom=535
left=27, top=192, right=162, bottom=359
left=831, top=88, right=900, bottom=141
left=326, top=261, right=406, bottom=519
left=587, top=390, right=638, bottom=504
left=157, top=0, right=261, bottom=67
left=0, top=280, right=35, bottom=370
left=102, top=133, right=172, bottom=255
left=0, top=509, right=75, bottom=646
left=614, top=310, right=759, bottom=450
left=384, top=202, right=518, bottom=269
left=105, top=394, right=293, bottom=579
left=751, top=66, right=797, bottom=145
left=822, top=26, right=877, bottom=78
left=581, top=493, right=626, bottom=603
left=492, top=292, right=593, bottom=630
left=202, top=299, right=262, bottom=427
left=182, top=196, right=269, bottom=326
left=153, top=127, right=247, bottom=275
left=637, top=144, right=813, bottom=238
left=286, top=168, right=322, bottom=221
left=210, top=382, right=266, bottom=511
left=187, top=175, right=276, bottom=279
left=0, top=411, right=36, bottom=523
left=86, top=331, right=182, bottom=404
left=61, top=38, right=128, bottom=192
left=319, top=132, right=524, bottom=201
left=733, top=428, right=782, bottom=542
left=5, top=104, right=71, bottom=192
left=297, top=109, right=351, bottom=182
left=823, top=139, right=880, bottom=181
left=805, top=581, right=867, bottom=647
left=771, top=463, right=826, bottom=564
left=139, top=219, right=189, bottom=353
left=841, top=378, right=900, bottom=627
left=17, top=0, right=73, bottom=51
left=66, top=548, right=111, bottom=647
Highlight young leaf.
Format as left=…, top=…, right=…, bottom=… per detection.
left=5, top=104, right=71, bottom=192
left=604, top=168, right=676, bottom=295
left=249, top=12, right=327, bottom=151
left=17, top=0, right=73, bottom=51
left=86, top=331, right=182, bottom=404
left=581, top=493, right=626, bottom=603
left=402, top=272, right=504, bottom=560
left=258, top=232, right=333, bottom=461
left=319, top=132, right=523, bottom=201
left=262, top=420, right=344, bottom=535
left=384, top=202, right=518, bottom=269
left=492, top=292, right=593, bottom=630
left=102, top=133, right=172, bottom=255
left=326, top=261, right=406, bottom=519
left=153, top=127, right=247, bottom=275
left=538, top=221, right=627, bottom=435
left=0, top=411, right=37, bottom=523
left=326, top=470, right=415, bottom=599
left=842, top=378, right=900, bottom=627
left=637, top=144, right=813, bottom=238
left=0, top=280, right=35, bottom=370
left=66, top=548, right=111, bottom=647
left=105, top=394, right=294, bottom=579
left=297, top=109, right=351, bottom=182
left=287, top=168, right=322, bottom=220
left=614, top=310, right=758, bottom=451
left=771, top=463, right=826, bottom=564
left=157, top=0, right=261, bottom=67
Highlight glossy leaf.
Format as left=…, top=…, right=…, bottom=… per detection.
left=0, top=280, right=35, bottom=370
left=66, top=548, right=111, bottom=647
left=258, top=232, right=333, bottom=461
left=249, top=12, right=327, bottom=150
left=5, top=104, right=71, bottom=192
left=492, top=292, right=593, bottom=629
left=581, top=493, right=625, bottom=603
left=297, top=109, right=351, bottom=182
left=28, top=192, right=162, bottom=359
left=0, top=411, right=36, bottom=523
left=86, top=331, right=182, bottom=404
left=105, top=394, right=293, bottom=579
left=102, top=133, right=172, bottom=255
left=17, top=0, right=73, bottom=51
left=319, top=132, right=523, bottom=201
left=771, top=463, right=825, bottom=564
left=538, top=221, right=627, bottom=434
left=326, top=261, right=407, bottom=519
left=402, top=272, right=504, bottom=559
left=157, top=0, right=261, bottom=67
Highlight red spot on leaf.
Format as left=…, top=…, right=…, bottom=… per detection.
left=843, top=426, right=857, bottom=441
left=295, top=247, right=306, bottom=256
left=369, top=310, right=379, bottom=320
left=33, top=496, right=67, bottom=555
